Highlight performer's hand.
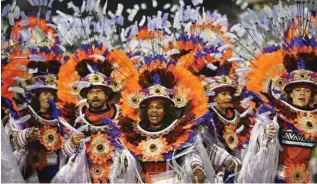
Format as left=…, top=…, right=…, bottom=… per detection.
left=71, top=132, right=85, bottom=145
left=265, top=123, right=277, bottom=138
left=27, top=127, right=40, bottom=141
left=216, top=171, right=224, bottom=183
left=193, top=167, right=205, bottom=183
left=224, top=155, right=241, bottom=171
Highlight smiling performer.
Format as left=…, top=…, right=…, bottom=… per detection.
left=229, top=2, right=317, bottom=183
left=1, top=46, right=72, bottom=183
left=119, top=58, right=218, bottom=183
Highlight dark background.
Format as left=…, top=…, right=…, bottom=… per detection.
left=1, top=0, right=284, bottom=25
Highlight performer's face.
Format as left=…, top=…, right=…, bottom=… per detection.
left=87, top=87, right=109, bottom=111
left=38, top=90, right=54, bottom=111
left=214, top=90, right=233, bottom=110
left=147, top=99, right=165, bottom=126
left=290, top=86, right=312, bottom=108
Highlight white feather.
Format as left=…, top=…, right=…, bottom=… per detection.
left=67, top=1, right=80, bottom=14
left=133, top=4, right=140, bottom=11
left=46, top=23, right=57, bottom=30
left=76, top=99, right=88, bottom=107
left=56, top=10, right=68, bottom=19
left=184, top=22, right=192, bottom=33
left=230, top=24, right=241, bottom=33
left=163, top=3, right=171, bottom=9
left=179, top=0, right=185, bottom=7
left=8, top=12, right=14, bottom=25
left=102, top=0, right=108, bottom=14
left=235, top=67, right=251, bottom=73
left=89, top=54, right=105, bottom=61
left=213, top=17, right=227, bottom=27
left=240, top=107, right=252, bottom=118
left=13, top=6, right=20, bottom=19
left=120, top=28, right=126, bottom=42
left=224, top=32, right=238, bottom=40
left=107, top=10, right=115, bottom=18
left=217, top=44, right=232, bottom=52
left=236, top=125, right=245, bottom=134
left=206, top=63, right=218, bottom=70
left=128, top=9, right=137, bottom=22
left=94, top=0, right=101, bottom=12
left=139, top=15, right=146, bottom=27
left=227, top=57, right=244, bottom=62
left=173, top=11, right=181, bottom=29
left=8, top=87, right=25, bottom=95
left=191, top=0, right=203, bottom=6
left=116, top=4, right=123, bottom=16
left=241, top=2, right=248, bottom=10
left=240, top=96, right=254, bottom=106
left=141, top=3, right=146, bottom=10
left=170, top=5, right=178, bottom=12
left=152, top=0, right=157, bottom=7
left=80, top=0, right=86, bottom=12
left=28, top=68, right=38, bottom=74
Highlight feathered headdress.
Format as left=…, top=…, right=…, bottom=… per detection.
left=229, top=2, right=317, bottom=103
left=57, top=43, right=137, bottom=105
left=2, top=45, right=65, bottom=110
left=121, top=57, right=208, bottom=121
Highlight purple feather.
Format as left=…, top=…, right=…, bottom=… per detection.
left=153, top=73, right=161, bottom=85
left=102, top=118, right=120, bottom=131
left=39, top=46, right=51, bottom=54
left=298, top=58, right=306, bottom=69
left=80, top=44, right=91, bottom=52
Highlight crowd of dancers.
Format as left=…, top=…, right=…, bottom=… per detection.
left=1, top=0, right=317, bottom=183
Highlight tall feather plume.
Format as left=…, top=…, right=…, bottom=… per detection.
left=138, top=68, right=176, bottom=89
left=75, top=59, right=114, bottom=78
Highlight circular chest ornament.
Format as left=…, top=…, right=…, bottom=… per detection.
left=137, top=138, right=169, bottom=162
left=39, top=125, right=64, bottom=151
left=89, top=163, right=111, bottom=183
left=293, top=112, right=317, bottom=139
left=224, top=127, right=239, bottom=150
left=86, top=134, right=114, bottom=165
left=284, top=163, right=310, bottom=183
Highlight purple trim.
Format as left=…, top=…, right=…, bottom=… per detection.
left=144, top=54, right=166, bottom=66
left=80, top=44, right=91, bottom=52
left=263, top=45, right=280, bottom=53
